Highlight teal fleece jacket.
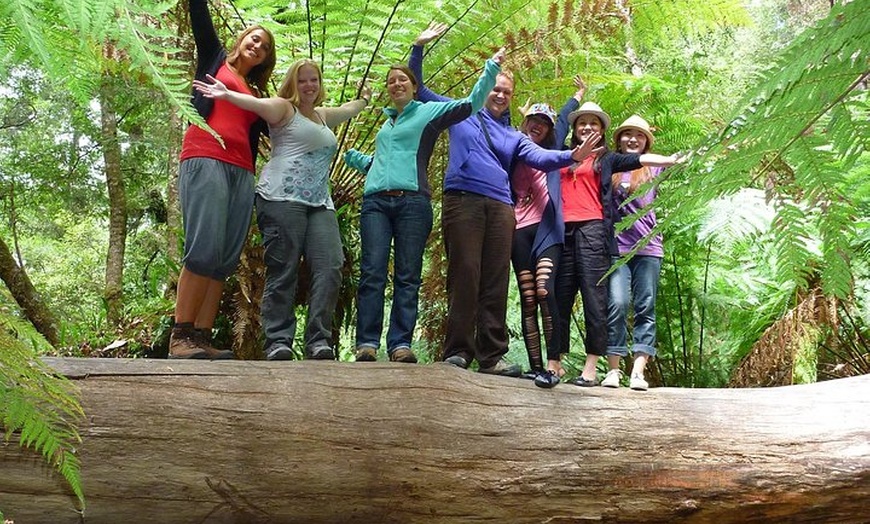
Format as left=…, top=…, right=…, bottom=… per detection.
left=343, top=58, right=500, bottom=198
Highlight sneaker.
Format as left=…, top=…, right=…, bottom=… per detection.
left=571, top=375, right=600, bottom=387
left=307, top=346, right=335, bottom=360
left=355, top=347, right=378, bottom=362
left=444, top=355, right=468, bottom=369
left=265, top=343, right=294, bottom=361
left=478, top=359, right=522, bottom=377
left=534, top=370, right=560, bottom=389
left=630, top=373, right=649, bottom=391
left=602, top=369, right=622, bottom=388
left=169, top=327, right=208, bottom=359
left=389, top=347, right=417, bottom=363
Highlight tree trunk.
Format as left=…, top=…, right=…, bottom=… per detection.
left=0, top=235, right=60, bottom=346
left=1, top=359, right=868, bottom=524
left=99, top=71, right=126, bottom=328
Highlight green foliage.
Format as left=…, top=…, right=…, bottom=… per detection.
left=0, top=315, right=85, bottom=508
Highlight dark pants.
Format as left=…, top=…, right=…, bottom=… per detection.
left=511, top=224, right=562, bottom=367
left=442, top=191, right=516, bottom=368
left=555, top=220, right=610, bottom=357
left=256, top=197, right=344, bottom=353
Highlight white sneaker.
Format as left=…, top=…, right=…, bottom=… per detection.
left=602, top=369, right=622, bottom=388
left=630, top=373, right=649, bottom=391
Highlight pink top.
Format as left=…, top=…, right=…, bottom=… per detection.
left=513, top=163, right=549, bottom=229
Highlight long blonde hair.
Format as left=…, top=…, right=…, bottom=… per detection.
left=277, top=59, right=326, bottom=106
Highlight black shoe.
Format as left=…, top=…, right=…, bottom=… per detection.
left=571, top=376, right=600, bottom=387
left=265, top=344, right=293, bottom=361
left=308, top=346, right=335, bottom=360
left=444, top=355, right=468, bottom=369
left=534, top=370, right=560, bottom=389
left=478, top=359, right=522, bottom=377
left=520, top=370, right=537, bottom=380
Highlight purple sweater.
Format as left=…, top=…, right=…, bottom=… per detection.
left=408, top=45, right=574, bottom=205
left=612, top=167, right=664, bottom=257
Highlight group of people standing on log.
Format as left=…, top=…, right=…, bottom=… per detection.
left=169, top=3, right=680, bottom=392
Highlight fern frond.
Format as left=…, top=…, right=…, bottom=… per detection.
left=0, top=316, right=85, bottom=507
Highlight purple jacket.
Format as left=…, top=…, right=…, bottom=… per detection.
left=409, top=45, right=574, bottom=205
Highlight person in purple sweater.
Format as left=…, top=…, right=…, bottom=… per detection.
left=602, top=115, right=665, bottom=391
left=409, top=23, right=597, bottom=376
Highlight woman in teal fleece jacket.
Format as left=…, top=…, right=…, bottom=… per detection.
left=343, top=45, right=504, bottom=364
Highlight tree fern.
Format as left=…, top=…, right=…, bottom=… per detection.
left=0, top=316, right=85, bottom=509
left=661, top=0, right=869, bottom=300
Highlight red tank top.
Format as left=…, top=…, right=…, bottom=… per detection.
left=180, top=64, right=260, bottom=172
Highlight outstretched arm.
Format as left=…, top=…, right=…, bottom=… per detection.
left=343, top=149, right=373, bottom=174
left=640, top=152, right=683, bottom=168
left=409, top=22, right=452, bottom=103
left=193, top=74, right=290, bottom=125
left=320, top=85, right=372, bottom=128
left=189, top=0, right=222, bottom=67
left=555, top=75, right=585, bottom=148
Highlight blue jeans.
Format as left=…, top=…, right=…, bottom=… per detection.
left=356, top=192, right=433, bottom=353
left=607, top=255, right=662, bottom=358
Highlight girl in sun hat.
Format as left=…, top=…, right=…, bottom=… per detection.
left=602, top=114, right=663, bottom=391
left=552, top=79, right=679, bottom=388
left=510, top=102, right=565, bottom=388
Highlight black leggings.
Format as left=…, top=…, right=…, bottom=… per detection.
left=511, top=224, right=562, bottom=368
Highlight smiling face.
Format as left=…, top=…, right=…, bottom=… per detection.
left=485, top=74, right=514, bottom=117
left=386, top=67, right=417, bottom=108
left=521, top=115, right=553, bottom=146
left=237, top=28, right=272, bottom=68
left=573, top=114, right=604, bottom=145
left=296, top=64, right=322, bottom=106
left=618, top=129, right=649, bottom=154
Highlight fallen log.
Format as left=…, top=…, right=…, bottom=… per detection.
left=1, top=358, right=868, bottom=523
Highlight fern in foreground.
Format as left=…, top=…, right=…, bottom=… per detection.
left=0, top=317, right=85, bottom=510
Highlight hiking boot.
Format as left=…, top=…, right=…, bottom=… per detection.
left=389, top=347, right=417, bottom=363
left=478, top=359, right=522, bottom=377
left=355, top=347, right=378, bottom=362
left=444, top=355, right=468, bottom=369
left=193, top=329, right=235, bottom=360
left=307, top=345, right=335, bottom=360
left=169, top=326, right=208, bottom=359
left=602, top=369, right=622, bottom=388
left=265, top=343, right=294, bottom=361
left=571, top=375, right=600, bottom=387
left=534, top=370, right=560, bottom=389
left=630, top=373, right=649, bottom=391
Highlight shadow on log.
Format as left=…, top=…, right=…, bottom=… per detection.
left=1, top=358, right=869, bottom=523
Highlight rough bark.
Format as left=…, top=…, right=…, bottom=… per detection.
left=99, top=71, right=127, bottom=328
left=1, top=358, right=868, bottom=524
left=0, top=234, right=60, bottom=346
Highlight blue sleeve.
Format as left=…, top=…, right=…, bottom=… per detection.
left=516, top=135, right=575, bottom=172
left=344, top=149, right=373, bottom=174
left=555, top=96, right=579, bottom=150
left=408, top=45, right=453, bottom=103
left=412, top=58, right=499, bottom=132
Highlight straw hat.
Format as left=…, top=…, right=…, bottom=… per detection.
left=566, top=101, right=611, bottom=131
left=612, top=114, right=655, bottom=152
left=524, top=103, right=557, bottom=126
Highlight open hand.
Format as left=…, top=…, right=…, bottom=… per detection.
left=570, top=131, right=604, bottom=161
left=415, top=22, right=448, bottom=46
left=192, top=74, right=229, bottom=99
left=572, top=74, right=586, bottom=101
left=492, top=47, right=506, bottom=65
